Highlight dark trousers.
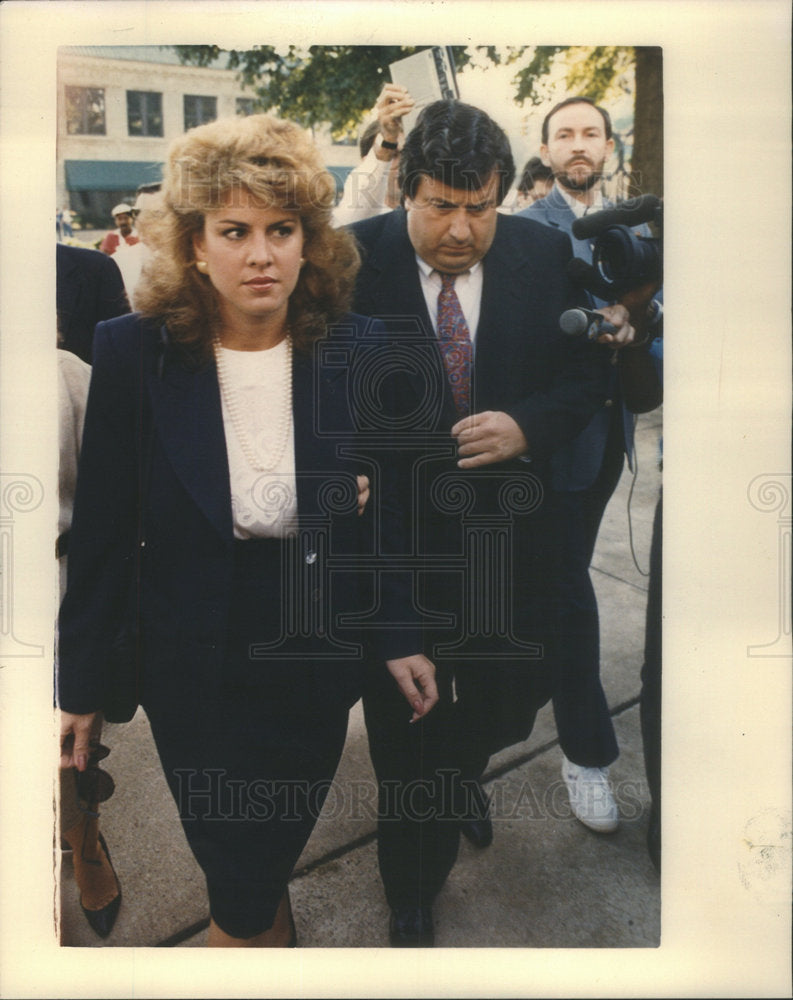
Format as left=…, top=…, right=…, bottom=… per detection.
left=640, top=493, right=662, bottom=820
left=363, top=656, right=550, bottom=909
left=362, top=665, right=460, bottom=910
left=550, top=413, right=626, bottom=768
left=363, top=469, right=555, bottom=909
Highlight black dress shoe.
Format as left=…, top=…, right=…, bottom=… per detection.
left=460, top=814, right=493, bottom=849
left=389, top=905, right=434, bottom=947
left=459, top=781, right=493, bottom=848
left=80, top=833, right=122, bottom=939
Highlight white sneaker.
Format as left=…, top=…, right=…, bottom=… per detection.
left=561, top=754, right=619, bottom=833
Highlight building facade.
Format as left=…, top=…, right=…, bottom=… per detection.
left=57, top=46, right=358, bottom=229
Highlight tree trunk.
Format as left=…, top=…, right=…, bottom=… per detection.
left=630, top=47, right=664, bottom=200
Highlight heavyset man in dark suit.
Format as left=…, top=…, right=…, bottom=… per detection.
left=348, top=100, right=635, bottom=946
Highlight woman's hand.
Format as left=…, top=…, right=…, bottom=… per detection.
left=356, top=474, right=371, bottom=516
left=60, top=710, right=100, bottom=771
left=385, top=654, right=439, bottom=722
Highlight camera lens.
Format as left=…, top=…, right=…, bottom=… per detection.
left=594, top=226, right=661, bottom=290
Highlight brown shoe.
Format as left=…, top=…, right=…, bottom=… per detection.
left=62, top=815, right=121, bottom=938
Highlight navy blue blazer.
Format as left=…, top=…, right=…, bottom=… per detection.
left=519, top=187, right=652, bottom=489
left=56, top=243, right=130, bottom=364
left=57, top=311, right=415, bottom=716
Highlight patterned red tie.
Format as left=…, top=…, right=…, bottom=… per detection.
left=436, top=272, right=472, bottom=417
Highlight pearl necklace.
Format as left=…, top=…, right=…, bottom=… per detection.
left=213, top=333, right=293, bottom=473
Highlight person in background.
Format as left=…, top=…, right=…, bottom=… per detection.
left=57, top=206, right=74, bottom=241
left=517, top=96, right=662, bottom=836
left=57, top=347, right=122, bottom=939
left=514, top=155, right=555, bottom=211
left=99, top=203, right=140, bottom=256
left=634, top=337, right=663, bottom=872
left=56, top=242, right=130, bottom=364
left=127, top=183, right=164, bottom=309
left=333, top=83, right=414, bottom=226
left=57, top=113, right=437, bottom=948
left=100, top=201, right=147, bottom=301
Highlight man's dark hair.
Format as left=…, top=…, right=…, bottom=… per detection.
left=399, top=100, right=515, bottom=205
left=517, top=155, right=554, bottom=194
left=541, top=96, right=613, bottom=145
left=358, top=119, right=381, bottom=159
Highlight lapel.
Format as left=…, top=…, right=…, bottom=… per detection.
left=365, top=210, right=429, bottom=320
left=291, top=347, right=350, bottom=520
left=473, top=218, right=535, bottom=400
left=534, top=186, right=575, bottom=232
left=146, top=346, right=234, bottom=542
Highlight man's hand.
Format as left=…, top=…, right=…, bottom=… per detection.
left=355, top=474, right=370, bottom=516
left=593, top=303, right=635, bottom=348
left=374, top=83, right=415, bottom=152
left=452, top=411, right=529, bottom=469
left=386, top=654, right=439, bottom=722
left=60, top=710, right=99, bottom=771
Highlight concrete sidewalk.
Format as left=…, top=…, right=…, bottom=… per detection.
left=58, top=407, right=663, bottom=950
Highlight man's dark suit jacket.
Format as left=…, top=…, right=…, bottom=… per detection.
left=349, top=208, right=611, bottom=746
left=350, top=209, right=607, bottom=464
left=57, top=312, right=413, bottom=719
left=56, top=243, right=130, bottom=363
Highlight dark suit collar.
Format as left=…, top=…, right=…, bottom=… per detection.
left=291, top=347, right=348, bottom=520
left=361, top=208, right=417, bottom=275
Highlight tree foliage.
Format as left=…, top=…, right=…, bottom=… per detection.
left=173, top=45, right=474, bottom=139
left=173, top=43, right=662, bottom=196
left=509, top=45, right=662, bottom=197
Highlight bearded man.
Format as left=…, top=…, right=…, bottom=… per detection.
left=516, top=97, right=661, bottom=837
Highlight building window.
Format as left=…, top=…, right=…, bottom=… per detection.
left=236, top=98, right=257, bottom=117
left=65, top=86, right=106, bottom=135
left=127, top=91, right=163, bottom=137
left=184, top=95, right=217, bottom=130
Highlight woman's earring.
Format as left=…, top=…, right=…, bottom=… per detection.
left=299, top=257, right=306, bottom=267
left=195, top=260, right=209, bottom=274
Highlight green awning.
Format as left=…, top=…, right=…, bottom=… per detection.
left=64, top=160, right=163, bottom=191
left=65, top=159, right=351, bottom=194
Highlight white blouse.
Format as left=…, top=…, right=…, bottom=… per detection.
left=215, top=339, right=298, bottom=539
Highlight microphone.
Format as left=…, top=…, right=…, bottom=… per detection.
left=559, top=308, right=617, bottom=340
left=571, top=195, right=662, bottom=240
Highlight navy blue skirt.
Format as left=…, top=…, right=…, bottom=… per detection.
left=146, top=538, right=352, bottom=938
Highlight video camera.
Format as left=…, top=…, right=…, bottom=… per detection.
left=569, top=194, right=663, bottom=300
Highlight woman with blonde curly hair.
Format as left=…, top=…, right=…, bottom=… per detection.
left=58, top=114, right=437, bottom=947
